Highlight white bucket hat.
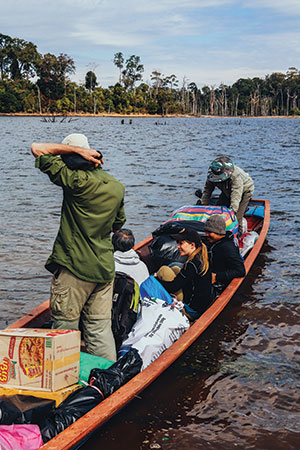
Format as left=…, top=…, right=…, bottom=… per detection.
left=62, top=133, right=90, bottom=148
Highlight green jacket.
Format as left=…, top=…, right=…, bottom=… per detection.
left=36, top=155, right=126, bottom=283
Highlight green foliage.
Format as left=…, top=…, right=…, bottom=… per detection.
left=0, top=33, right=41, bottom=81
left=0, top=81, right=23, bottom=112
left=85, top=71, right=97, bottom=91
left=121, top=55, right=144, bottom=92
left=2, top=34, right=300, bottom=116
left=113, top=52, right=124, bottom=83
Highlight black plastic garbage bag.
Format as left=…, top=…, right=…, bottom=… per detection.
left=0, top=395, right=55, bottom=426
left=150, top=222, right=206, bottom=271
left=89, top=348, right=142, bottom=396
left=152, top=221, right=185, bottom=237
left=40, top=349, right=142, bottom=443
left=148, top=234, right=186, bottom=271
left=40, top=386, right=102, bottom=442
left=152, top=220, right=206, bottom=237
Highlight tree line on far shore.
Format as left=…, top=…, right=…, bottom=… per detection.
left=1, top=33, right=300, bottom=116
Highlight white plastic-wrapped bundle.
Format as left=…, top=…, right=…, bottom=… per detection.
left=242, top=217, right=248, bottom=234
left=239, top=231, right=259, bottom=256
left=119, top=298, right=190, bottom=370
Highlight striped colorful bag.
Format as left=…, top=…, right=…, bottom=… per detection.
left=166, top=205, right=239, bottom=237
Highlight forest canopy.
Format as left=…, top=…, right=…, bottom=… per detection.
left=1, top=33, right=300, bottom=116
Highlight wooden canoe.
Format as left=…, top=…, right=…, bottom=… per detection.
left=6, top=199, right=270, bottom=449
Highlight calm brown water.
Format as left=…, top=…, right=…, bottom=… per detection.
left=0, top=116, right=299, bottom=449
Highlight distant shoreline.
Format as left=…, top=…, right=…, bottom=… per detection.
left=0, top=112, right=300, bottom=119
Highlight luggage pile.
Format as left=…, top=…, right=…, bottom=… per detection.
left=0, top=271, right=188, bottom=446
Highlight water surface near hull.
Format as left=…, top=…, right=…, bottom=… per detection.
left=1, top=117, right=299, bottom=449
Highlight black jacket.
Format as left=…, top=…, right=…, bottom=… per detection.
left=207, top=232, right=245, bottom=286
left=158, top=255, right=212, bottom=314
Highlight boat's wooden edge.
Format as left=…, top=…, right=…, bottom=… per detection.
left=39, top=200, right=270, bottom=449
left=6, top=300, right=50, bottom=329
left=244, top=199, right=270, bottom=273
left=134, top=235, right=153, bottom=250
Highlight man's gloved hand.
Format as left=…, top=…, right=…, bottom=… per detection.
left=195, top=188, right=202, bottom=199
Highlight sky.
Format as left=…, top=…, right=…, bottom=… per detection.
left=1, top=0, right=300, bottom=88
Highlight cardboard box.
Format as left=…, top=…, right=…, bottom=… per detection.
left=0, top=383, right=83, bottom=406
left=0, top=329, right=80, bottom=391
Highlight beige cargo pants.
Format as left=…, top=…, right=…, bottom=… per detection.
left=50, top=266, right=116, bottom=361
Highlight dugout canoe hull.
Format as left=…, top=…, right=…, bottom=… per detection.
left=6, top=199, right=270, bottom=450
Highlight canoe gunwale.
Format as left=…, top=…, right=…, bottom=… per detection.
left=6, top=199, right=270, bottom=450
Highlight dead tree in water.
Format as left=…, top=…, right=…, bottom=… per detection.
left=40, top=116, right=79, bottom=123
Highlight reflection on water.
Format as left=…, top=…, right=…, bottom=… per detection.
left=0, top=117, right=299, bottom=449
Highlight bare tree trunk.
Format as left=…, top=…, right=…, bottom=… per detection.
left=250, top=96, right=254, bottom=116
left=210, top=87, right=215, bottom=115
left=220, top=93, right=224, bottom=116
left=250, top=91, right=259, bottom=116
left=224, top=89, right=228, bottom=116
left=93, top=94, right=97, bottom=114
left=278, top=89, right=283, bottom=115
left=286, top=88, right=290, bottom=116
left=74, top=87, right=76, bottom=114
left=260, top=97, right=269, bottom=116
left=235, top=95, right=239, bottom=116
left=292, top=93, right=298, bottom=111
left=181, top=77, right=187, bottom=111
left=37, top=85, right=42, bottom=114
left=193, top=92, right=197, bottom=115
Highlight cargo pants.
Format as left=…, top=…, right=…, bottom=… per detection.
left=50, top=266, right=116, bottom=361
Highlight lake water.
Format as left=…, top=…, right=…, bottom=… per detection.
left=0, top=116, right=299, bottom=449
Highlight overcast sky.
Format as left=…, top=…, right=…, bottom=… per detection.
left=1, top=0, right=300, bottom=88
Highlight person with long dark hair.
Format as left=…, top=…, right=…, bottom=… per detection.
left=155, top=228, right=212, bottom=320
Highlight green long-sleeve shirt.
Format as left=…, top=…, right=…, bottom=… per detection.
left=35, top=155, right=126, bottom=283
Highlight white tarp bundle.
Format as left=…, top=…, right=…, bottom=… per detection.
left=119, top=297, right=190, bottom=370
left=239, top=231, right=259, bottom=256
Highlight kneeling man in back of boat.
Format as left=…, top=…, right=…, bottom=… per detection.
left=205, top=215, right=246, bottom=298
left=154, top=228, right=212, bottom=321
left=31, top=133, right=126, bottom=361
left=200, top=155, right=254, bottom=234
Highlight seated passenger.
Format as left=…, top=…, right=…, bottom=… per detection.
left=155, top=228, right=212, bottom=321
left=112, top=228, right=149, bottom=285
left=204, top=215, right=246, bottom=295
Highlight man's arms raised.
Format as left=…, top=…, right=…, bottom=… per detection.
left=31, top=142, right=103, bottom=166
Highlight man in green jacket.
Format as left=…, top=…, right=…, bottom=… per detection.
left=31, top=134, right=126, bottom=361
left=200, top=155, right=254, bottom=233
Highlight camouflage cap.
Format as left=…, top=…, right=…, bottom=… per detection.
left=207, top=155, right=234, bottom=182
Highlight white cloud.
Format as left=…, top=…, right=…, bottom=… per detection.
left=128, top=0, right=233, bottom=13
left=0, top=0, right=299, bottom=88
left=245, top=0, right=300, bottom=15
left=70, top=26, right=149, bottom=47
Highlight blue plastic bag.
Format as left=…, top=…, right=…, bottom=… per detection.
left=139, top=275, right=173, bottom=304
left=245, top=205, right=264, bottom=218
